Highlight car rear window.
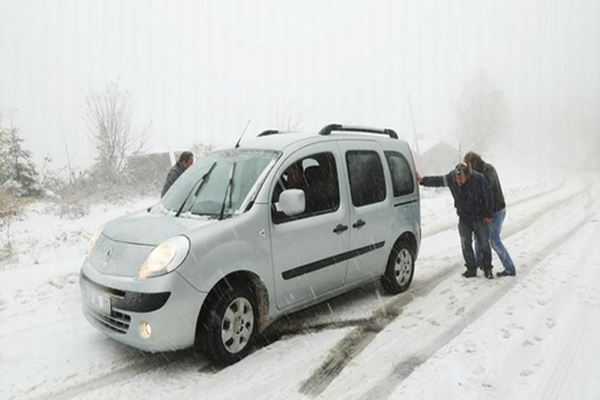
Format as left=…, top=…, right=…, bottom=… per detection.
left=346, top=150, right=386, bottom=207
left=385, top=151, right=415, bottom=197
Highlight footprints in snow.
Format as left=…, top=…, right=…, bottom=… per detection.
left=2, top=273, right=79, bottom=318
left=501, top=318, right=555, bottom=342
left=500, top=323, right=524, bottom=339
left=520, top=359, right=545, bottom=378
left=521, top=337, right=544, bottom=347
left=546, top=318, right=557, bottom=329
left=37, top=273, right=78, bottom=303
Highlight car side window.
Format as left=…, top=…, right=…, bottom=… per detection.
left=384, top=151, right=415, bottom=197
left=346, top=150, right=386, bottom=207
left=271, top=152, right=340, bottom=224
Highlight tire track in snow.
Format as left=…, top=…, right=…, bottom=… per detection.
left=540, top=260, right=600, bottom=400
left=538, top=201, right=600, bottom=400
left=0, top=316, right=80, bottom=340
left=299, top=180, right=594, bottom=398
left=297, top=265, right=457, bottom=397
left=28, top=351, right=204, bottom=400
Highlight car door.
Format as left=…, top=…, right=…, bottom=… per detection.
left=270, top=143, right=351, bottom=310
left=338, top=140, right=392, bottom=284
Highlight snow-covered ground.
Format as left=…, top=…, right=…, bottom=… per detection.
left=1, top=169, right=599, bottom=400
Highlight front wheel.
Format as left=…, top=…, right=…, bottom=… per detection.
left=200, top=285, right=257, bottom=365
left=381, top=241, right=415, bottom=294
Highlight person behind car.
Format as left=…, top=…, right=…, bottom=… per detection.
left=464, top=151, right=516, bottom=277
left=161, top=151, right=194, bottom=197
left=417, top=163, right=495, bottom=279
left=272, top=162, right=306, bottom=216
left=285, top=163, right=306, bottom=189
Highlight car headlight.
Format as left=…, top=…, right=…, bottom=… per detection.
left=138, top=236, right=190, bottom=279
left=87, top=225, right=105, bottom=259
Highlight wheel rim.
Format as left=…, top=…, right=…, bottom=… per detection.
left=221, top=297, right=254, bottom=354
left=394, top=248, right=413, bottom=286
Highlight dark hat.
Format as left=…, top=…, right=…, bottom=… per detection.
left=454, top=163, right=470, bottom=175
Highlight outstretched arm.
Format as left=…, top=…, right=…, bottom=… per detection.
left=419, top=171, right=452, bottom=188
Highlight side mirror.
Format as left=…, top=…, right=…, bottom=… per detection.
left=278, top=189, right=305, bottom=216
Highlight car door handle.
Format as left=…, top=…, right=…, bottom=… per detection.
left=333, top=224, right=349, bottom=234
left=352, top=219, right=366, bottom=229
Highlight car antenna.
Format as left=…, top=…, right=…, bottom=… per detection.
left=235, top=119, right=251, bottom=149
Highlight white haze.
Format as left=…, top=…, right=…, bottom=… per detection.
left=0, top=0, right=599, bottom=171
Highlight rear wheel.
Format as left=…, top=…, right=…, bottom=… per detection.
left=381, top=241, right=415, bottom=294
left=200, top=284, right=257, bottom=365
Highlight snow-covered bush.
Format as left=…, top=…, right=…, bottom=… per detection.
left=0, top=124, right=41, bottom=199
left=51, top=163, right=161, bottom=219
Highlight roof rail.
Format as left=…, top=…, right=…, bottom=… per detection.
left=258, top=130, right=279, bottom=137
left=318, top=124, right=398, bottom=139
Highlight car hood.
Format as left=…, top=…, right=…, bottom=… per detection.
left=102, top=210, right=216, bottom=246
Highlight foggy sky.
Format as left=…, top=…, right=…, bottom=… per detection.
left=1, top=0, right=599, bottom=170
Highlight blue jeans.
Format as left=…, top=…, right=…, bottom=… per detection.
left=475, top=208, right=516, bottom=274
left=459, top=217, right=492, bottom=272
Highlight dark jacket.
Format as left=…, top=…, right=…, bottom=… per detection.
left=421, top=169, right=493, bottom=220
left=161, top=162, right=185, bottom=197
left=473, top=161, right=506, bottom=213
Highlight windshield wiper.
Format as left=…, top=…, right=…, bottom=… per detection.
left=175, top=162, right=217, bottom=217
left=219, top=162, right=236, bottom=220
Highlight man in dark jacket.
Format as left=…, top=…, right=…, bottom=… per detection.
left=161, top=151, right=194, bottom=197
left=417, top=163, right=495, bottom=279
left=464, top=151, right=516, bottom=277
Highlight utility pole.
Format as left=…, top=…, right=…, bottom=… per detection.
left=407, top=94, right=420, bottom=155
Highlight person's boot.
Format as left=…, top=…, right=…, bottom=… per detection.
left=484, top=268, right=494, bottom=279
left=496, top=270, right=516, bottom=277
left=462, top=269, right=477, bottom=278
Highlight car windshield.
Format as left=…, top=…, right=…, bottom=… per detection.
left=155, top=149, right=280, bottom=218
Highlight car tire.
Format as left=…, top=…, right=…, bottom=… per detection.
left=200, top=284, right=257, bottom=365
left=381, top=241, right=415, bottom=295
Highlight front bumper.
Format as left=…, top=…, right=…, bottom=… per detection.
left=80, top=260, right=207, bottom=352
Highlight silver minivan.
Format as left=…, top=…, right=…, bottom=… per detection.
left=81, top=124, right=421, bottom=364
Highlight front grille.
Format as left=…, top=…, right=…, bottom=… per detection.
left=87, top=307, right=132, bottom=334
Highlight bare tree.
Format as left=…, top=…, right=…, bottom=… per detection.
left=456, top=71, right=510, bottom=153
left=276, top=104, right=305, bottom=131
left=84, top=82, right=151, bottom=176
left=191, top=141, right=216, bottom=158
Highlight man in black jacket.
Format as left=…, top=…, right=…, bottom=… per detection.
left=464, top=151, right=516, bottom=277
left=417, top=163, right=495, bottom=279
left=161, top=151, right=194, bottom=197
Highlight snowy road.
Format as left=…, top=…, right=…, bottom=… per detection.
left=1, top=170, right=599, bottom=400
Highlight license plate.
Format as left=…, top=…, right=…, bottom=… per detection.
left=83, top=282, right=111, bottom=314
